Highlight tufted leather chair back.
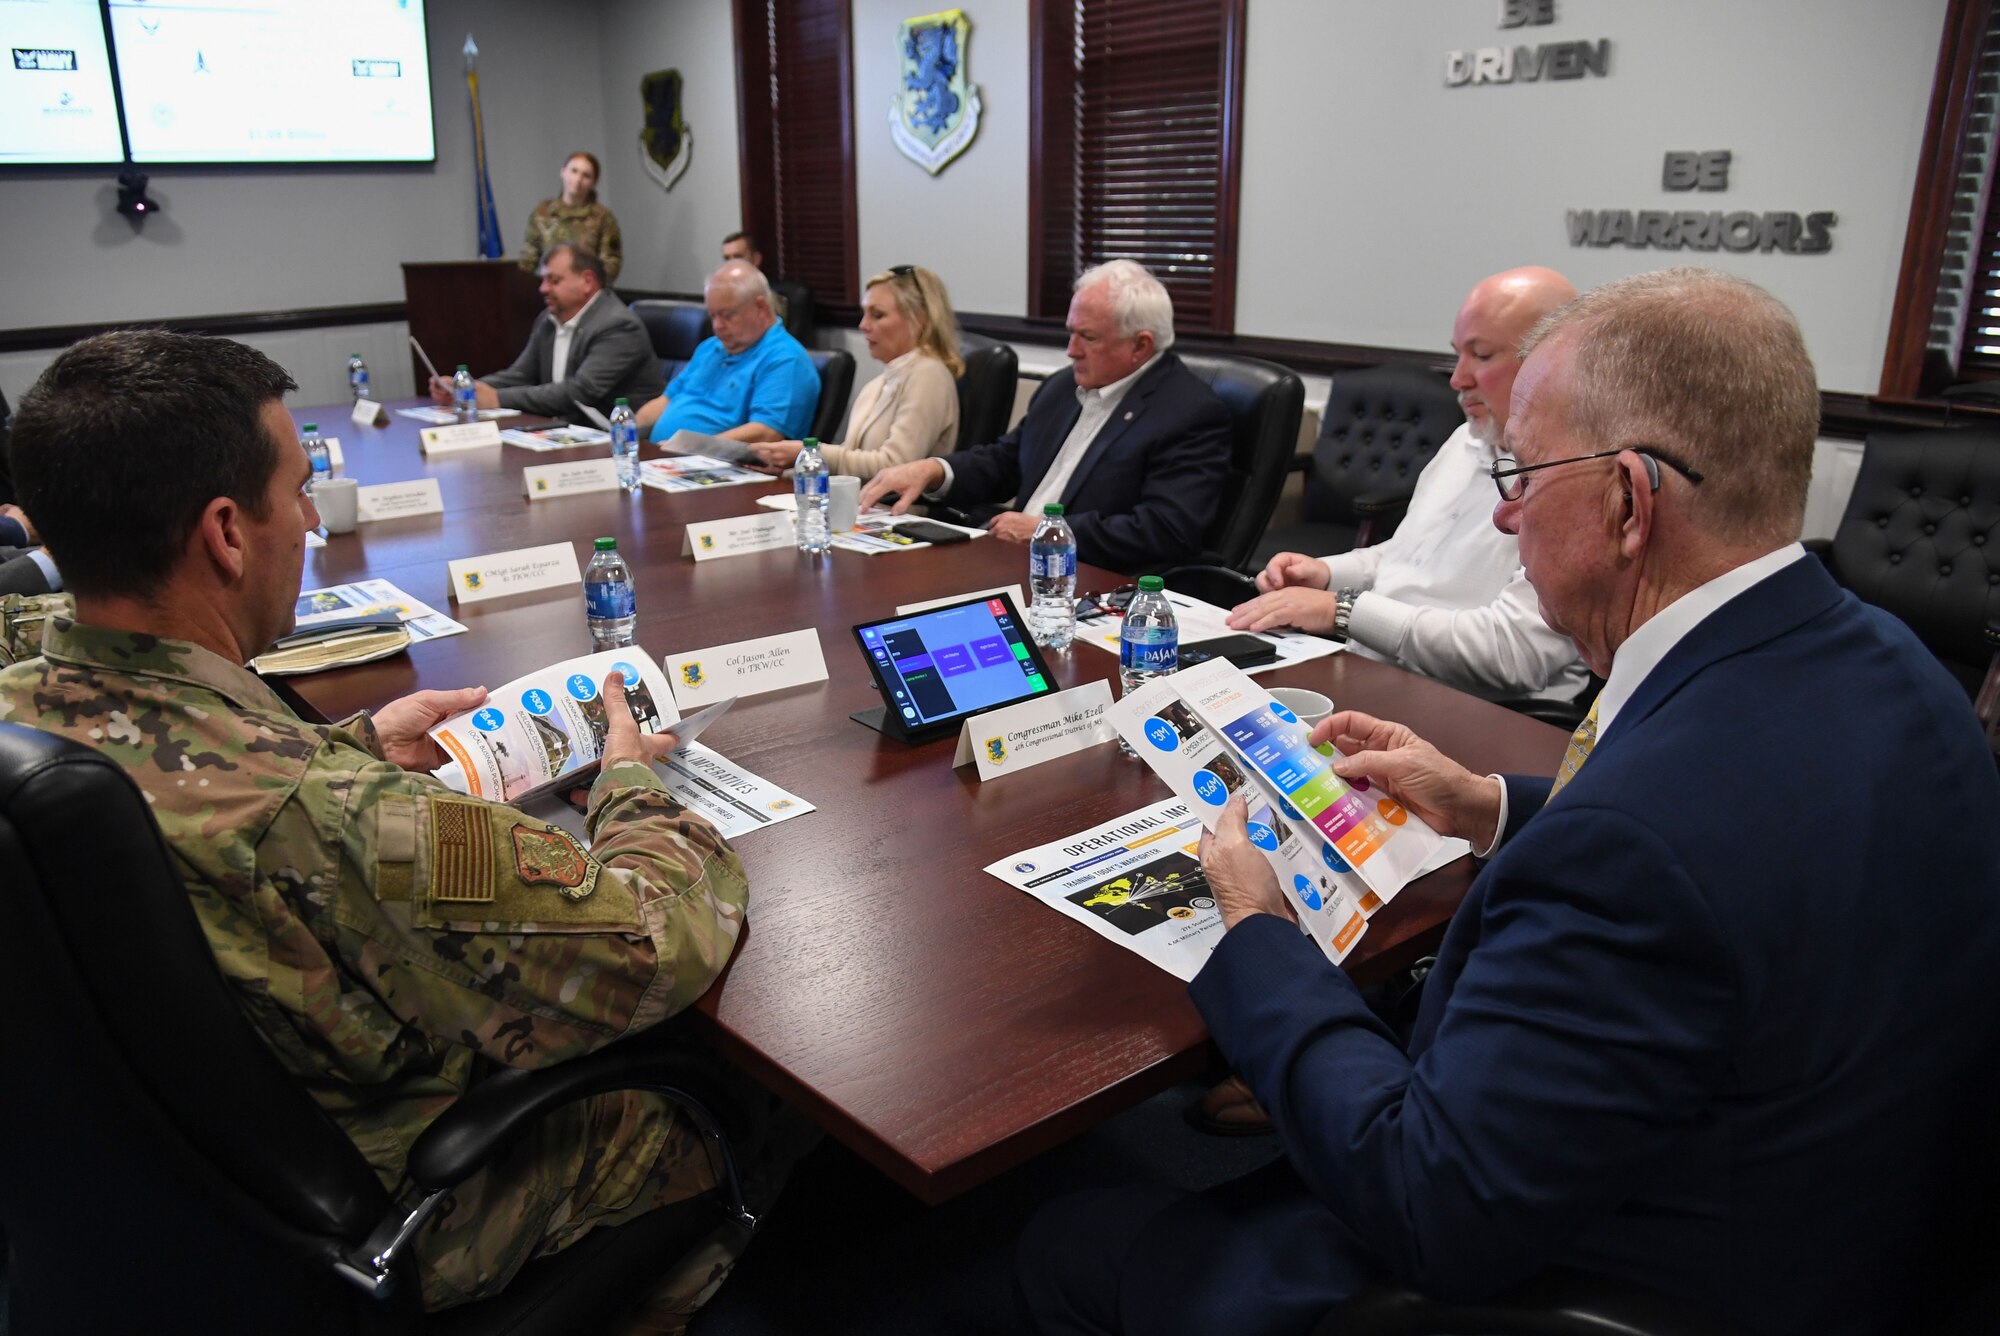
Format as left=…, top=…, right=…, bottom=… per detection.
left=629, top=299, right=715, bottom=383
left=1175, top=350, right=1307, bottom=571
left=1827, top=428, right=2000, bottom=695
left=1304, top=364, right=1465, bottom=553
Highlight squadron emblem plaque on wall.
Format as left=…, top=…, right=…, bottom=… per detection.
left=639, top=68, right=692, bottom=191
left=890, top=9, right=981, bottom=175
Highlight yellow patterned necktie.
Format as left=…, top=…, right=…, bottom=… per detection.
left=1548, top=697, right=1601, bottom=798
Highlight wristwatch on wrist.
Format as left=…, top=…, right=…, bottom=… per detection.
left=1331, top=587, right=1363, bottom=643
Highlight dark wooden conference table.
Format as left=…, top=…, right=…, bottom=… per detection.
left=283, top=401, right=1568, bottom=1204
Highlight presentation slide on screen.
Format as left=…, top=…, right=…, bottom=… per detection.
left=109, top=0, right=434, bottom=163
left=0, top=0, right=124, bottom=163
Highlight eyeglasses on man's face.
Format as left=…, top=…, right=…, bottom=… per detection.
left=1489, top=446, right=1705, bottom=502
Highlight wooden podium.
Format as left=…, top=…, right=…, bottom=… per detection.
left=401, top=260, right=544, bottom=389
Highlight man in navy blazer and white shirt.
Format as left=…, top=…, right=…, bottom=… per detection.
left=1019, top=268, right=2000, bottom=1335
left=861, top=259, right=1230, bottom=572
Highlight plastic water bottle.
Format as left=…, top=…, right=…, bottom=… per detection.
left=1119, top=575, right=1179, bottom=753
left=793, top=436, right=830, bottom=553
left=1028, top=503, right=1077, bottom=649
left=610, top=398, right=640, bottom=492
left=583, top=537, right=637, bottom=649
left=452, top=364, right=476, bottom=423
left=346, top=353, right=370, bottom=403
left=300, top=422, right=331, bottom=482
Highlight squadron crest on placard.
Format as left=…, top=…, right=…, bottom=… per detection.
left=890, top=10, right=981, bottom=175
left=639, top=68, right=693, bottom=191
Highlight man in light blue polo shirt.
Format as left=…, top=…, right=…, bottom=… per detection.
left=636, top=260, right=820, bottom=445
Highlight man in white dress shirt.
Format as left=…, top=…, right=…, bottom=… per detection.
left=1227, top=267, right=1586, bottom=705
left=860, top=260, right=1231, bottom=572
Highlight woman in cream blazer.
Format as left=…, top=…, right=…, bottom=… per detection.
left=750, top=266, right=962, bottom=480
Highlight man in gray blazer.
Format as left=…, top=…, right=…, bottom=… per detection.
left=426, top=242, right=663, bottom=421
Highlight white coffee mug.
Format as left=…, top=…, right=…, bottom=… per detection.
left=312, top=476, right=360, bottom=534
left=1269, top=686, right=1334, bottom=730
left=828, top=475, right=861, bottom=532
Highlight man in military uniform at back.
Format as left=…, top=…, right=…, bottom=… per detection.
left=0, top=331, right=755, bottom=1331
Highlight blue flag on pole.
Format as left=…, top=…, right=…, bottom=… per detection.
left=465, top=35, right=503, bottom=259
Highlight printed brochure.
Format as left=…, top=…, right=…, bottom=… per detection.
left=294, top=578, right=466, bottom=643
left=985, top=798, right=1221, bottom=981
left=1108, top=665, right=1370, bottom=963
left=1108, top=657, right=1461, bottom=962
left=640, top=455, right=771, bottom=492
left=428, top=648, right=677, bottom=803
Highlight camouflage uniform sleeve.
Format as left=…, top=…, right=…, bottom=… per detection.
left=0, top=592, right=72, bottom=666
left=597, top=207, right=623, bottom=283
left=322, top=735, right=748, bottom=1070
left=518, top=199, right=552, bottom=273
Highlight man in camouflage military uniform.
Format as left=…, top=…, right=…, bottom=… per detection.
left=0, top=331, right=754, bottom=1328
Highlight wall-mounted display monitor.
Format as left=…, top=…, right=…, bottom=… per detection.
left=109, top=0, right=435, bottom=164
left=0, top=0, right=126, bottom=164
left=1, top=0, right=436, bottom=167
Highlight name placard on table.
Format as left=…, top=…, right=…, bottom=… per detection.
left=350, top=398, right=388, bottom=427
left=524, top=458, right=620, bottom=500
left=446, top=541, right=582, bottom=604
left=682, top=512, right=795, bottom=561
left=356, top=478, right=444, bottom=522
left=952, top=681, right=1117, bottom=780
left=664, top=628, right=827, bottom=708
left=421, top=421, right=504, bottom=456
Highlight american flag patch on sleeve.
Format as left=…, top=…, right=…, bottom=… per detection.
left=429, top=796, right=497, bottom=903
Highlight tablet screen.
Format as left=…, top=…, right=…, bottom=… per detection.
left=854, top=594, right=1055, bottom=732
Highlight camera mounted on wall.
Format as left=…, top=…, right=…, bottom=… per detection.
left=115, top=167, right=160, bottom=225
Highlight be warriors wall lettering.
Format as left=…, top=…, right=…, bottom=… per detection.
left=1570, top=151, right=1836, bottom=256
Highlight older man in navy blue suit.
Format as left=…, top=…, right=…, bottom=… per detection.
left=1019, top=269, right=2000, bottom=1335
left=861, top=259, right=1230, bottom=572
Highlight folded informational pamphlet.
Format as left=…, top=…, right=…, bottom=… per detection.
left=1173, top=659, right=1448, bottom=898
left=1109, top=663, right=1370, bottom=963
left=659, top=428, right=758, bottom=464
left=1107, top=657, right=1453, bottom=964
left=428, top=648, right=679, bottom=804
left=639, top=456, right=770, bottom=492
left=499, top=424, right=610, bottom=451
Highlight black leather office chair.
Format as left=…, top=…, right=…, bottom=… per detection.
left=1159, top=563, right=1258, bottom=610
left=1812, top=427, right=2000, bottom=710
left=1174, top=350, right=1306, bottom=572
left=1255, top=364, right=1464, bottom=567
left=953, top=337, right=1020, bottom=452
left=0, top=721, right=757, bottom=1335
left=807, top=348, right=856, bottom=443
left=628, top=299, right=713, bottom=382
left=771, top=279, right=814, bottom=342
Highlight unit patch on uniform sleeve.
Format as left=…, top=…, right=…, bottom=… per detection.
left=511, top=823, right=598, bottom=902
left=429, top=796, right=497, bottom=903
